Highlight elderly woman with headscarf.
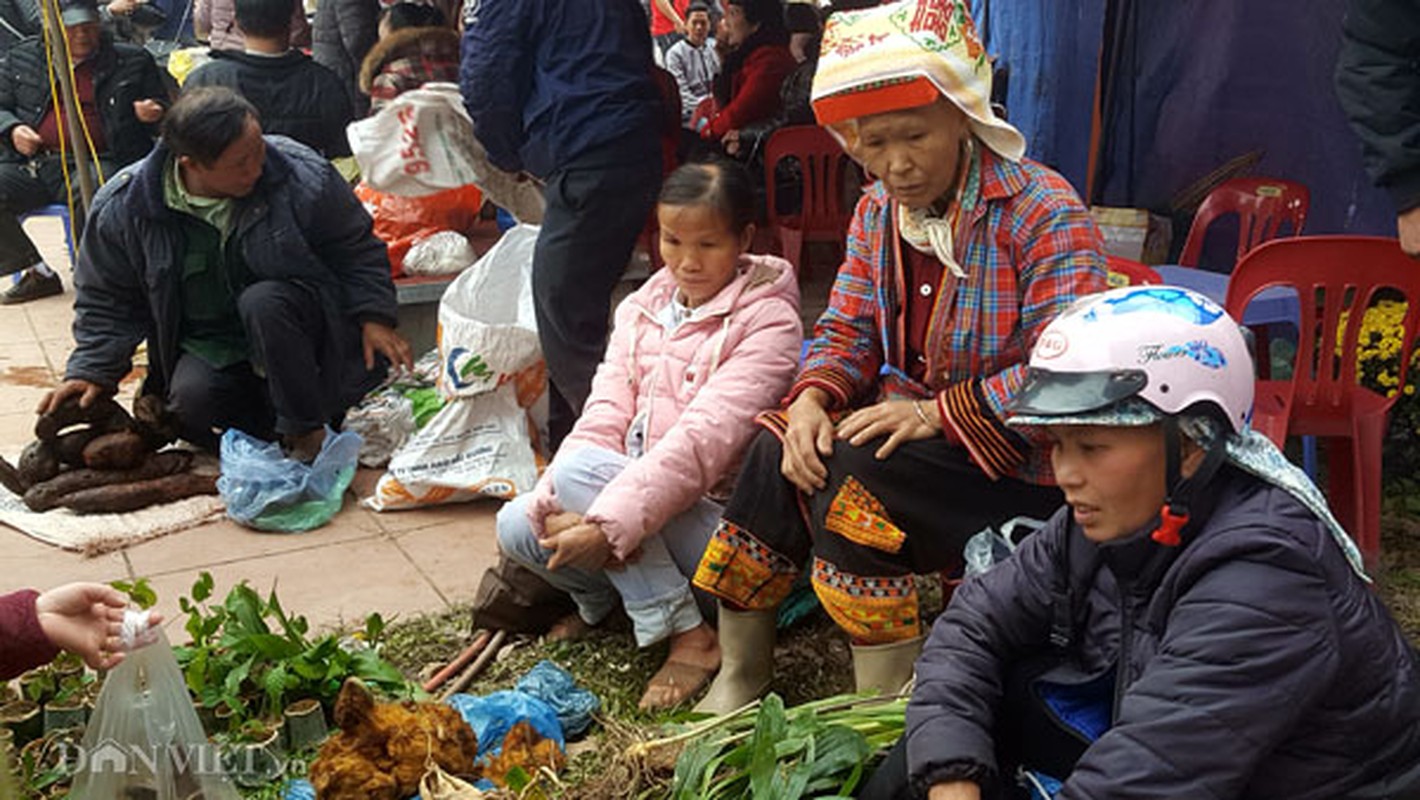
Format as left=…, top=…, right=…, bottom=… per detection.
left=699, top=0, right=796, bottom=143
left=689, top=0, right=1108, bottom=712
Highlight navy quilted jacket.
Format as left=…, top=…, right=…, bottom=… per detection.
left=909, top=466, right=1420, bottom=799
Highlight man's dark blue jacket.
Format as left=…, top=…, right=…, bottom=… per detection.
left=458, top=0, right=660, bottom=178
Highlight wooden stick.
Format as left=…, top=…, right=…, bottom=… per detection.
left=439, top=630, right=507, bottom=700
left=421, top=629, right=492, bottom=693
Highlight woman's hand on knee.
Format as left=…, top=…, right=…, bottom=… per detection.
left=836, top=400, right=939, bottom=460
left=929, top=782, right=981, bottom=800
left=543, top=521, right=615, bottom=572
left=781, top=390, right=835, bottom=494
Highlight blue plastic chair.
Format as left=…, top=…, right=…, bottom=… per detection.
left=15, top=203, right=77, bottom=284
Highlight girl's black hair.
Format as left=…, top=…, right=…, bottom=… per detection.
left=658, top=160, right=757, bottom=235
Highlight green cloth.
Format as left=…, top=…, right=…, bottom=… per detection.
left=164, top=157, right=250, bottom=368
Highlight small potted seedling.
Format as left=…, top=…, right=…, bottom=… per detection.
left=282, top=698, right=327, bottom=751
left=0, top=701, right=42, bottom=746
left=17, top=669, right=55, bottom=707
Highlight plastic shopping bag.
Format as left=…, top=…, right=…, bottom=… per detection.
left=217, top=427, right=362, bottom=531
left=347, top=83, right=483, bottom=197
left=437, top=224, right=542, bottom=399
left=354, top=182, right=483, bottom=278
left=365, top=384, right=538, bottom=510
left=963, top=516, right=1047, bottom=577
left=68, top=626, right=242, bottom=800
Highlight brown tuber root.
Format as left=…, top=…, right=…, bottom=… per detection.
left=23, top=451, right=194, bottom=512
left=82, top=431, right=151, bottom=471
left=17, top=440, right=60, bottom=485
left=59, top=472, right=218, bottom=515
left=34, top=397, right=132, bottom=442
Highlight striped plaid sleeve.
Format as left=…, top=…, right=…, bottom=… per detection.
left=951, top=173, right=1109, bottom=478
left=787, top=194, right=885, bottom=410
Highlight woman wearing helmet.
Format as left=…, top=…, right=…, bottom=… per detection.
left=864, top=286, right=1420, bottom=800
left=688, top=0, right=1106, bottom=712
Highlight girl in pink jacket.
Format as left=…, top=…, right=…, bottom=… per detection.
left=496, top=161, right=803, bottom=711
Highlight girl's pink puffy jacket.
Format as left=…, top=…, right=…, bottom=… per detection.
left=532, top=254, right=803, bottom=560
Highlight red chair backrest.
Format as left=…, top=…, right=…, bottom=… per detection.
left=1180, top=177, right=1310, bottom=270
left=763, top=125, right=854, bottom=235
left=1105, top=254, right=1162, bottom=287
left=1224, top=236, right=1420, bottom=417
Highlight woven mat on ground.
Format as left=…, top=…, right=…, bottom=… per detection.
left=0, top=490, right=226, bottom=555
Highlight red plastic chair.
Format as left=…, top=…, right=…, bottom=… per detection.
left=1180, top=177, right=1310, bottom=270
left=1104, top=254, right=1162, bottom=287
left=763, top=125, right=855, bottom=275
left=1224, top=236, right=1420, bottom=568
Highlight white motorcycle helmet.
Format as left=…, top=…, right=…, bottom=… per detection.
left=1010, top=286, right=1254, bottom=433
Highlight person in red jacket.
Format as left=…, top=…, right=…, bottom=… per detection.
left=0, top=583, right=155, bottom=680
left=700, top=0, right=795, bottom=144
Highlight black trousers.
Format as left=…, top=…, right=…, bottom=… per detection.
left=0, top=155, right=113, bottom=274
left=166, top=280, right=381, bottom=449
left=532, top=137, right=662, bottom=448
left=693, top=428, right=1063, bottom=644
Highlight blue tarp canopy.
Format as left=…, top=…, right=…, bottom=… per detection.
left=971, top=0, right=1394, bottom=250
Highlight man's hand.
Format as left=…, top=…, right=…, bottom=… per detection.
left=361, top=321, right=414, bottom=372
left=37, top=379, right=109, bottom=416
left=35, top=582, right=163, bottom=671
left=543, top=521, right=614, bottom=572
left=132, top=99, right=164, bottom=124
left=780, top=388, right=836, bottom=494
left=107, top=0, right=138, bottom=15
left=1399, top=206, right=1420, bottom=258
left=837, top=399, right=940, bottom=460
left=10, top=125, right=41, bottom=156
left=928, top=782, right=981, bottom=800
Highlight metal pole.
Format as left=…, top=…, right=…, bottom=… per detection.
left=38, top=0, right=97, bottom=219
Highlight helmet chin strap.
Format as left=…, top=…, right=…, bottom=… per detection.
left=1151, top=416, right=1228, bottom=547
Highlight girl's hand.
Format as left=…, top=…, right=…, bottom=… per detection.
left=781, top=389, right=836, bottom=494
left=543, top=522, right=615, bottom=572
left=836, top=399, right=940, bottom=460
left=929, top=782, right=981, bottom=800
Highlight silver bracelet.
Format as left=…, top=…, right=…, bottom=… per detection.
left=913, top=399, right=933, bottom=427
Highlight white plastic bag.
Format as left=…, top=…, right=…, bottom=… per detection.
left=68, top=628, right=242, bottom=799
left=365, top=384, right=539, bottom=510
left=342, top=391, right=418, bottom=467
left=347, top=83, right=482, bottom=197
left=405, top=230, right=477, bottom=276
left=437, top=224, right=541, bottom=399
left=347, top=83, right=546, bottom=225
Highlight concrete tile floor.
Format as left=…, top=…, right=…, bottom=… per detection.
left=0, top=216, right=500, bottom=635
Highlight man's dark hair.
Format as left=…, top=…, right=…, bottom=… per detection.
left=163, top=87, right=260, bottom=166
left=685, top=1, right=711, bottom=18
left=383, top=2, right=446, bottom=31
left=233, top=0, right=294, bottom=39
left=659, top=159, right=757, bottom=235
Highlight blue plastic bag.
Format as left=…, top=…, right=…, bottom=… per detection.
left=514, top=660, right=600, bottom=738
left=446, top=690, right=565, bottom=756
left=218, top=427, right=362, bottom=532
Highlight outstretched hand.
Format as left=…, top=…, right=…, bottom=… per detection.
left=361, top=321, right=414, bottom=372
left=34, top=583, right=163, bottom=670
